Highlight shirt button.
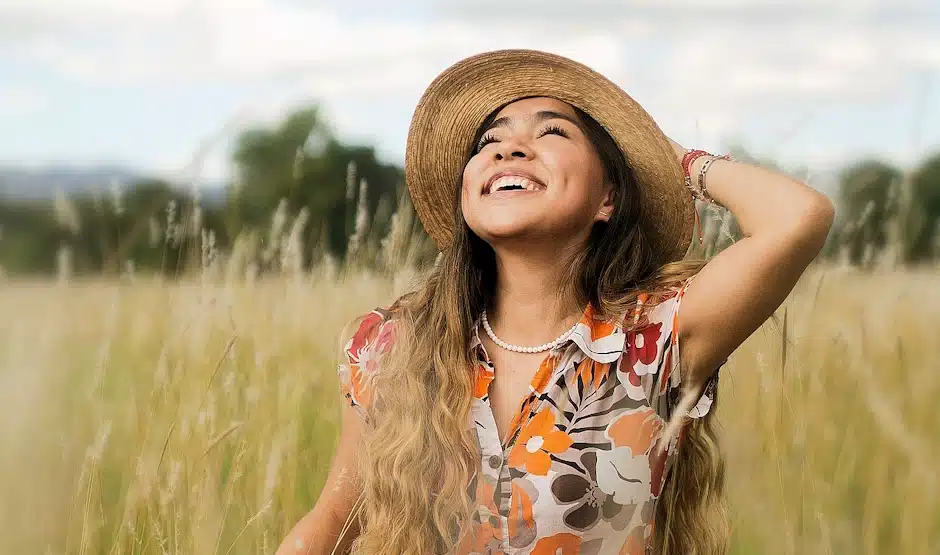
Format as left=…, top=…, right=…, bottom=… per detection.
left=488, top=454, right=502, bottom=469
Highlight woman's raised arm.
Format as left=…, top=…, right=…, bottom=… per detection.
left=669, top=139, right=836, bottom=392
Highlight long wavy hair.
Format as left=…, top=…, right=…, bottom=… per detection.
left=340, top=98, right=729, bottom=554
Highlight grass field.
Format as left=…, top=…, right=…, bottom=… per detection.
left=0, top=266, right=937, bottom=554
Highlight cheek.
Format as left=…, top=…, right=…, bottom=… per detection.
left=461, top=171, right=473, bottom=196
left=565, top=153, right=606, bottom=205
left=549, top=154, right=595, bottom=202
left=462, top=155, right=489, bottom=191
left=460, top=165, right=477, bottom=217
left=463, top=155, right=485, bottom=186
left=461, top=170, right=473, bottom=200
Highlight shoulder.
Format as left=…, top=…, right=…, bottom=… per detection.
left=627, top=278, right=691, bottom=332
left=344, top=307, right=396, bottom=359
left=626, top=276, right=718, bottom=420
left=337, top=306, right=398, bottom=415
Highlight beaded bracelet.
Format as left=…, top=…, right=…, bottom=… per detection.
left=697, top=154, right=732, bottom=207
left=681, top=153, right=709, bottom=202
left=681, top=149, right=732, bottom=208
left=681, top=149, right=710, bottom=177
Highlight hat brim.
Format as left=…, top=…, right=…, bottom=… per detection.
left=405, top=48, right=695, bottom=265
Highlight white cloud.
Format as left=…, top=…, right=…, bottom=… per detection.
left=431, top=0, right=936, bottom=25
left=1, top=0, right=938, bottom=177
left=2, top=0, right=936, bottom=97
left=0, top=85, right=43, bottom=116
left=1, top=0, right=637, bottom=88
left=3, top=0, right=934, bottom=104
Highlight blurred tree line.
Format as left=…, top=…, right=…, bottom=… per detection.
left=0, top=104, right=938, bottom=278
left=0, top=105, right=436, bottom=278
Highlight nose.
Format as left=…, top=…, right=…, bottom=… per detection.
left=493, top=137, right=533, bottom=161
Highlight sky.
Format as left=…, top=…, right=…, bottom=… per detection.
left=1, top=0, right=939, bottom=194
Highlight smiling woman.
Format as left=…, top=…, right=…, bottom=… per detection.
left=276, top=48, right=833, bottom=555
left=462, top=98, right=617, bottom=251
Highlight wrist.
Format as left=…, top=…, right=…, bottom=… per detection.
left=680, top=149, right=709, bottom=178
left=688, top=154, right=708, bottom=177
left=679, top=149, right=733, bottom=208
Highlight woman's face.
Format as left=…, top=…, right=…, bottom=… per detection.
left=461, top=96, right=614, bottom=248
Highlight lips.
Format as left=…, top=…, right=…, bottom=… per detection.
left=483, top=171, right=547, bottom=195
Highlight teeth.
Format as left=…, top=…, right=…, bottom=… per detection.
left=488, top=175, right=542, bottom=194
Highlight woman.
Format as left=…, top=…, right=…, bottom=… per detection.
left=276, top=49, right=834, bottom=555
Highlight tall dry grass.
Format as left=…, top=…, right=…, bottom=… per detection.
left=2, top=142, right=938, bottom=553
left=0, top=264, right=937, bottom=554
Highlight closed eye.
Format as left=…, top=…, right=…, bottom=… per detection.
left=474, top=124, right=571, bottom=153
left=538, top=124, right=569, bottom=139
left=475, top=133, right=498, bottom=152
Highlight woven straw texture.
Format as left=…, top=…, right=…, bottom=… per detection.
left=405, top=48, right=695, bottom=265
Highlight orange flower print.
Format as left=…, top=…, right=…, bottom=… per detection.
left=507, top=409, right=573, bottom=476
left=459, top=472, right=503, bottom=554
left=346, top=312, right=384, bottom=361
left=606, top=406, right=663, bottom=455
left=617, top=525, right=648, bottom=555
left=342, top=312, right=392, bottom=408
left=529, top=353, right=558, bottom=396
left=596, top=407, right=664, bottom=505
left=508, top=477, right=539, bottom=549
left=629, top=292, right=650, bottom=326
left=531, top=532, right=581, bottom=555
left=473, top=360, right=494, bottom=400
left=584, top=303, right=616, bottom=340
left=575, top=357, right=612, bottom=392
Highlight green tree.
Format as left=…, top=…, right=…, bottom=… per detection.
left=228, top=105, right=404, bottom=265
left=51, top=179, right=224, bottom=277
left=907, top=153, right=940, bottom=262
left=835, top=160, right=903, bottom=266
left=112, top=179, right=228, bottom=276
left=0, top=201, right=67, bottom=275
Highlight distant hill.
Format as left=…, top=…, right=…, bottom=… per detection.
left=0, top=165, right=227, bottom=207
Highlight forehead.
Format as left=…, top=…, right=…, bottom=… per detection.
left=490, top=96, right=579, bottom=121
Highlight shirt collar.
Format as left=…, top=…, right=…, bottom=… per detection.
left=470, top=303, right=626, bottom=364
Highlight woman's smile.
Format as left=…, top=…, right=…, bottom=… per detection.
left=484, top=186, right=545, bottom=199
left=483, top=173, right=547, bottom=195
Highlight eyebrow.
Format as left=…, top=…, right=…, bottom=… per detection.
left=482, top=109, right=584, bottom=134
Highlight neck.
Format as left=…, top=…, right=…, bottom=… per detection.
left=487, top=243, right=585, bottom=348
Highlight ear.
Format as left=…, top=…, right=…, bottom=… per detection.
left=595, top=181, right=616, bottom=223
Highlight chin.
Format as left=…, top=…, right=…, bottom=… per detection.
left=475, top=224, right=541, bottom=244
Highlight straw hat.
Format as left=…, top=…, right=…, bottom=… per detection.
left=404, top=48, right=695, bottom=265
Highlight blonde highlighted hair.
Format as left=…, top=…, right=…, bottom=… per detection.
left=339, top=101, right=729, bottom=554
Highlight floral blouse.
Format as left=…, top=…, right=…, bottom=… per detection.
left=337, top=276, right=721, bottom=555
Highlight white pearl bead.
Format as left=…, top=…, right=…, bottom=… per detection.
left=481, top=310, right=578, bottom=353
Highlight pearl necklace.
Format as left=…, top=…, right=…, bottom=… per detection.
left=481, top=310, right=580, bottom=353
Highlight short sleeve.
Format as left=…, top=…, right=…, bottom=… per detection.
left=627, top=276, right=722, bottom=422
left=337, top=308, right=395, bottom=425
